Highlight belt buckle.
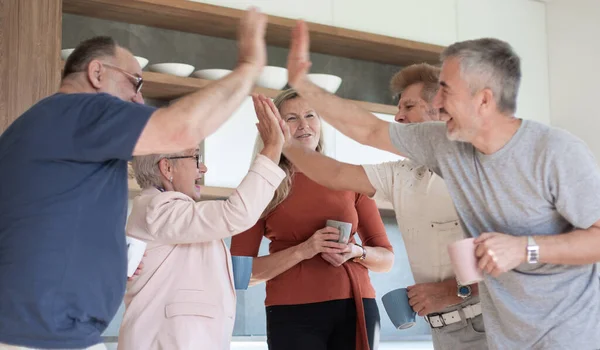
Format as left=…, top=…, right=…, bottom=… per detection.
left=426, top=312, right=447, bottom=328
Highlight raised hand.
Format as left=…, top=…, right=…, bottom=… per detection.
left=253, top=95, right=285, bottom=149
left=237, top=8, right=268, bottom=71
left=287, top=20, right=312, bottom=88
left=259, top=96, right=293, bottom=148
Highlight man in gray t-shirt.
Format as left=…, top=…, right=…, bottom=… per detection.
left=285, top=23, right=600, bottom=350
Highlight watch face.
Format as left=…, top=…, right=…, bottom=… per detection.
left=458, top=285, right=471, bottom=296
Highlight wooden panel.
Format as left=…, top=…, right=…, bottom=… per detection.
left=140, top=71, right=282, bottom=101
left=62, top=0, right=444, bottom=66
left=0, top=0, right=62, bottom=133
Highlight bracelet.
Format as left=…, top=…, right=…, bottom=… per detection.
left=353, top=243, right=367, bottom=262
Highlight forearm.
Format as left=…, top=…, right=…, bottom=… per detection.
left=166, top=63, right=261, bottom=145
left=250, top=245, right=305, bottom=286
left=283, top=143, right=374, bottom=196
left=259, top=145, right=282, bottom=165
left=536, top=227, right=600, bottom=265
left=293, top=80, right=385, bottom=146
left=355, top=246, right=394, bottom=273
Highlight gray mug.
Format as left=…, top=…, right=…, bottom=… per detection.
left=231, top=256, right=253, bottom=290
left=325, top=220, right=352, bottom=244
left=381, top=288, right=416, bottom=329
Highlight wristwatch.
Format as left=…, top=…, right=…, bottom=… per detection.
left=457, top=284, right=472, bottom=299
left=353, top=243, right=367, bottom=262
left=526, top=236, right=539, bottom=264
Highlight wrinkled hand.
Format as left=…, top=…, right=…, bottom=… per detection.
left=237, top=8, right=267, bottom=70
left=321, top=244, right=360, bottom=267
left=299, top=227, right=348, bottom=260
left=287, top=20, right=312, bottom=88
left=127, top=252, right=146, bottom=281
left=407, top=280, right=455, bottom=316
left=254, top=95, right=285, bottom=149
left=474, top=232, right=527, bottom=277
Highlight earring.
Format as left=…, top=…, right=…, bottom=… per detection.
left=169, top=176, right=173, bottom=183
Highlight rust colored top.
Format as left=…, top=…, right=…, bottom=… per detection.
left=230, top=173, right=393, bottom=350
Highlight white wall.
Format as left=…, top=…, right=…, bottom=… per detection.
left=456, top=0, right=550, bottom=124
left=194, top=0, right=551, bottom=186
left=546, top=0, right=600, bottom=159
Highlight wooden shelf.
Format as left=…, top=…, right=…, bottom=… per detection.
left=62, top=0, right=444, bottom=67
left=141, top=71, right=398, bottom=114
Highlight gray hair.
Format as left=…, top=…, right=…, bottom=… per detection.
left=441, top=38, right=521, bottom=115
left=131, top=151, right=186, bottom=189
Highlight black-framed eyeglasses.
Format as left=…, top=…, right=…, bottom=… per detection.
left=165, top=154, right=203, bottom=169
left=102, top=63, right=144, bottom=94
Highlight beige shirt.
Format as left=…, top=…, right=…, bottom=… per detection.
left=363, top=159, right=465, bottom=284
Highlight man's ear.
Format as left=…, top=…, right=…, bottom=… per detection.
left=478, top=88, right=496, bottom=115
left=87, top=60, right=104, bottom=90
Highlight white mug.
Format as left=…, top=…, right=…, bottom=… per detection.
left=126, top=236, right=147, bottom=277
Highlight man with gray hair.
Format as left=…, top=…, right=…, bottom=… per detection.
left=0, top=8, right=268, bottom=350
left=284, top=21, right=600, bottom=349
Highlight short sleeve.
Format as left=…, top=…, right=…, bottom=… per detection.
left=362, top=162, right=397, bottom=203
left=43, top=93, right=155, bottom=162
left=388, top=122, right=445, bottom=172
left=230, top=218, right=266, bottom=257
left=354, top=194, right=393, bottom=251
left=550, top=139, right=600, bottom=229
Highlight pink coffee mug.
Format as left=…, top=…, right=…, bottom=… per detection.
left=447, top=238, right=483, bottom=285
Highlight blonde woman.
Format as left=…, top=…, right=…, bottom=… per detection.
left=230, top=91, right=394, bottom=350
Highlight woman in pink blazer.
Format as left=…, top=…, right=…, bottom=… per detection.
left=117, top=103, right=285, bottom=350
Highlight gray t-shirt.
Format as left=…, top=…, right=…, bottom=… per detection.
left=389, top=119, right=600, bottom=350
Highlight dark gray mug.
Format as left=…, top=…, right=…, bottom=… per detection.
left=381, top=288, right=416, bottom=329
left=231, top=256, right=253, bottom=290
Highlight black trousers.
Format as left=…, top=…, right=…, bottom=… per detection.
left=266, top=298, right=380, bottom=350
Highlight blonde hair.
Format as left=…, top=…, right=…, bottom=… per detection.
left=252, top=89, right=325, bottom=216
left=390, top=63, right=441, bottom=103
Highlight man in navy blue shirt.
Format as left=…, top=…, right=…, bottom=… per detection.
left=0, top=8, right=268, bottom=350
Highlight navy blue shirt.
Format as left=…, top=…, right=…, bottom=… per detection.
left=0, top=93, right=154, bottom=348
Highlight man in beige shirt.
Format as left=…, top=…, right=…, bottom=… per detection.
left=281, top=63, right=487, bottom=350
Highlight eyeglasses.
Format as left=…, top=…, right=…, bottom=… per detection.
left=165, top=154, right=203, bottom=169
left=102, top=63, right=144, bottom=94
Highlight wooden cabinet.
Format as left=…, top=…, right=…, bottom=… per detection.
left=0, top=0, right=62, bottom=133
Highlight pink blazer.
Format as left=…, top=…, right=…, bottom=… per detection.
left=117, top=155, right=285, bottom=350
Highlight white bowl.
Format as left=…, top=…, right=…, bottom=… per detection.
left=61, top=48, right=74, bottom=60
left=135, top=56, right=149, bottom=69
left=307, top=73, right=342, bottom=93
left=192, top=69, right=232, bottom=80
left=256, top=66, right=288, bottom=90
left=148, top=63, right=195, bottom=77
